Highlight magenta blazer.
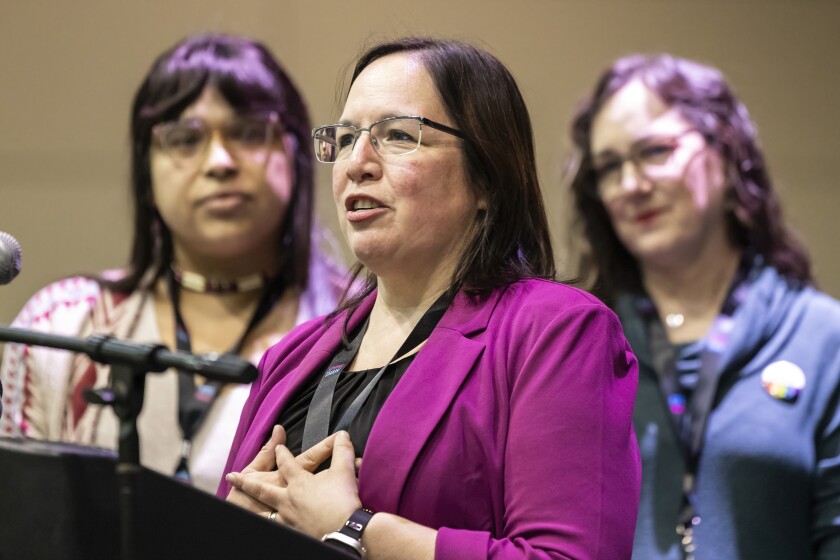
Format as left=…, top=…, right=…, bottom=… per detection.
left=219, top=279, right=640, bottom=559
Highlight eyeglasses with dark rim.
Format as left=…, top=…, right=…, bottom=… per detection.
left=312, top=115, right=464, bottom=163
left=593, top=129, right=699, bottom=201
left=152, top=111, right=280, bottom=163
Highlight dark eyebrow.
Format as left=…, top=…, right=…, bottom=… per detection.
left=336, top=113, right=407, bottom=127
left=376, top=113, right=405, bottom=121
left=593, top=132, right=673, bottom=160
left=170, top=116, right=204, bottom=125
left=169, top=114, right=268, bottom=126
left=238, top=110, right=276, bottom=121
left=592, top=148, right=620, bottom=162
left=635, top=133, right=673, bottom=143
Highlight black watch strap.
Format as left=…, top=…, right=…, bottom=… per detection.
left=322, top=508, right=375, bottom=558
left=342, top=508, right=375, bottom=540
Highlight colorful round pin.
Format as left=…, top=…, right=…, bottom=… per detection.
left=760, top=360, right=806, bottom=402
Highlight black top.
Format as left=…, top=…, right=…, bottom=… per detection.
left=278, top=355, right=416, bottom=458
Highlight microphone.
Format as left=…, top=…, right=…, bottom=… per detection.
left=0, top=232, right=21, bottom=416
left=0, top=328, right=258, bottom=385
left=0, top=232, right=22, bottom=285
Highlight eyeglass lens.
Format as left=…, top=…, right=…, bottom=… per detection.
left=314, top=117, right=423, bottom=163
left=156, top=116, right=276, bottom=160
left=595, top=135, right=684, bottom=198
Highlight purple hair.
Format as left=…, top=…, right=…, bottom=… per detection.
left=568, top=53, right=812, bottom=302
left=104, top=33, right=314, bottom=294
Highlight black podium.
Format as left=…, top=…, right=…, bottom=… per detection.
left=0, top=437, right=353, bottom=560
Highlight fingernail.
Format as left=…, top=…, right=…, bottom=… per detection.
left=337, top=431, right=349, bottom=442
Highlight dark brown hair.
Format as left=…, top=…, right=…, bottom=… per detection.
left=336, top=37, right=556, bottom=313
left=103, top=33, right=314, bottom=293
left=568, top=53, right=812, bottom=302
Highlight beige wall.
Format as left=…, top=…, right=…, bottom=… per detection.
left=1, top=0, right=839, bottom=323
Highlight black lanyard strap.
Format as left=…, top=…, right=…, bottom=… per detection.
left=300, top=292, right=451, bottom=452
left=167, top=270, right=283, bottom=482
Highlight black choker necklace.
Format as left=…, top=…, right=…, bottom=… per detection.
left=170, top=265, right=266, bottom=294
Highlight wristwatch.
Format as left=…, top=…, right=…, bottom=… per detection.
left=321, top=508, right=375, bottom=558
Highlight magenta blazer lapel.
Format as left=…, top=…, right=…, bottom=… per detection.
left=358, top=289, right=504, bottom=512
left=228, top=295, right=376, bottom=475
left=224, top=287, right=505, bottom=499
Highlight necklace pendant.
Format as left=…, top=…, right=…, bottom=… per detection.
left=665, top=313, right=685, bottom=329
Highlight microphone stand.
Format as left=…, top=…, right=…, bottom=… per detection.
left=0, top=326, right=258, bottom=560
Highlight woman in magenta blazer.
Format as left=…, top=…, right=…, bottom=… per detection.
left=219, top=37, right=641, bottom=560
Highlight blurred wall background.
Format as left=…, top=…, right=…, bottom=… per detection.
left=1, top=0, right=838, bottom=324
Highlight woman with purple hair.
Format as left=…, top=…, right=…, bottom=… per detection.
left=0, top=34, right=346, bottom=493
left=568, top=53, right=840, bottom=559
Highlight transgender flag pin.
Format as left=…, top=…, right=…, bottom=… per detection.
left=760, top=360, right=806, bottom=402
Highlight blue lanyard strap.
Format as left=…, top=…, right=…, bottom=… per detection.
left=637, top=259, right=752, bottom=558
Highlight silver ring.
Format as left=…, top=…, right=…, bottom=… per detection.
left=268, top=511, right=278, bottom=522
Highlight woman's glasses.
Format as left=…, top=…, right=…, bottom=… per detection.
left=593, top=129, right=699, bottom=201
left=152, top=112, right=279, bottom=163
left=312, top=116, right=464, bottom=163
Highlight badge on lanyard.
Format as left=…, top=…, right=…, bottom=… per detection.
left=760, top=360, right=806, bottom=402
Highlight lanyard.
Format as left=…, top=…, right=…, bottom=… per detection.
left=300, top=292, right=451, bottom=452
left=638, top=263, right=751, bottom=559
left=166, top=270, right=283, bottom=482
